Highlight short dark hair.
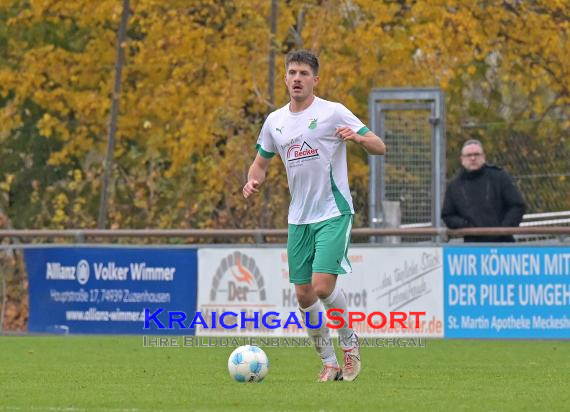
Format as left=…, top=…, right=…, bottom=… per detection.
left=285, top=49, right=319, bottom=76
left=461, top=139, right=484, bottom=153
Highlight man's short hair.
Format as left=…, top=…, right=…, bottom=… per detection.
left=461, top=139, right=484, bottom=153
left=285, top=49, right=319, bottom=76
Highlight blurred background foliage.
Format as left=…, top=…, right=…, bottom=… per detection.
left=0, top=0, right=568, bottom=232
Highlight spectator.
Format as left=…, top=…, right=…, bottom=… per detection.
left=442, top=139, right=526, bottom=242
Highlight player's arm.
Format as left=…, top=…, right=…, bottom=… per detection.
left=243, top=153, right=272, bottom=199
left=336, top=127, right=386, bottom=155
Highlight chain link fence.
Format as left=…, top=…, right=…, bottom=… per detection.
left=383, top=109, right=434, bottom=225
left=369, top=88, right=569, bottom=243
left=368, top=88, right=445, bottom=243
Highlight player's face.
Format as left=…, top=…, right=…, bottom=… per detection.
left=460, top=144, right=486, bottom=171
left=285, top=62, right=319, bottom=102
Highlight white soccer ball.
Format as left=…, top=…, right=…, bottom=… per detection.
left=227, top=345, right=269, bottom=383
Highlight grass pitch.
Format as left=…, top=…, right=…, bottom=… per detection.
left=0, top=336, right=568, bottom=411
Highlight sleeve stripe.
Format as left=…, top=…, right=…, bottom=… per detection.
left=256, top=144, right=276, bottom=159
left=357, top=126, right=370, bottom=136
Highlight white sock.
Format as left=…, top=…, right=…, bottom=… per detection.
left=299, top=299, right=338, bottom=366
left=321, top=286, right=356, bottom=350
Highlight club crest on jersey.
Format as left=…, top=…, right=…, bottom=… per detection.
left=286, top=141, right=319, bottom=162
left=308, top=118, right=318, bottom=129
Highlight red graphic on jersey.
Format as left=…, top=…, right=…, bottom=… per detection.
left=287, top=144, right=302, bottom=159
left=287, top=141, right=319, bottom=161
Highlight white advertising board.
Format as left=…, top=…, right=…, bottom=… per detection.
left=197, top=247, right=443, bottom=337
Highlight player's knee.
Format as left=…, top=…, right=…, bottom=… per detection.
left=312, top=283, right=333, bottom=299
left=295, top=285, right=316, bottom=308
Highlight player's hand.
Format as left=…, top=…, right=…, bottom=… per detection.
left=336, top=127, right=361, bottom=144
left=242, top=179, right=260, bottom=199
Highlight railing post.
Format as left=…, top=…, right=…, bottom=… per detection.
left=74, top=230, right=86, bottom=244
left=254, top=231, right=264, bottom=244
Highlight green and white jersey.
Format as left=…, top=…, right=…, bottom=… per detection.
left=256, top=96, right=369, bottom=225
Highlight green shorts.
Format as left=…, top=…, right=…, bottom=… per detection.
left=287, top=214, right=353, bottom=285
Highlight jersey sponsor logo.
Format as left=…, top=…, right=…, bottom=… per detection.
left=286, top=141, right=319, bottom=162
left=280, top=136, right=300, bottom=151
left=275, top=126, right=284, bottom=134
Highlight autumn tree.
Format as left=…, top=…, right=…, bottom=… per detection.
left=0, top=0, right=568, bottom=234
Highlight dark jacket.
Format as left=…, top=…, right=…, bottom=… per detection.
left=441, top=164, right=526, bottom=242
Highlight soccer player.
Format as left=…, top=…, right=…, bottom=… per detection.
left=242, top=50, right=385, bottom=382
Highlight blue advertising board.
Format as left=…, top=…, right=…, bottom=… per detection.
left=25, top=247, right=198, bottom=334
left=444, top=246, right=570, bottom=338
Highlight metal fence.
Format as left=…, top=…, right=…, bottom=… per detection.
left=383, top=109, right=433, bottom=224
left=368, top=89, right=569, bottom=233
left=368, top=88, right=445, bottom=242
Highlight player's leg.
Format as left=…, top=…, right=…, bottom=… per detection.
left=312, top=272, right=355, bottom=347
left=288, top=222, right=341, bottom=381
left=312, top=215, right=355, bottom=345
left=295, top=283, right=342, bottom=381
left=312, top=214, right=361, bottom=381
left=312, top=272, right=360, bottom=381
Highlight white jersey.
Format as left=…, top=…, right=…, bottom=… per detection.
left=256, top=96, right=369, bottom=225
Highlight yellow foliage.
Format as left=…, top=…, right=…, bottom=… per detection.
left=0, top=0, right=568, bottom=229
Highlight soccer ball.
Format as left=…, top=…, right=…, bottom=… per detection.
left=227, top=345, right=269, bottom=383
